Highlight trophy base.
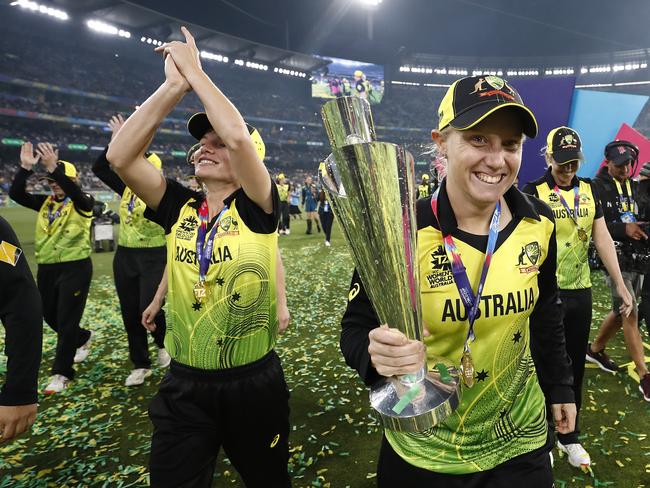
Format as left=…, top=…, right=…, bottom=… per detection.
left=369, top=361, right=461, bottom=432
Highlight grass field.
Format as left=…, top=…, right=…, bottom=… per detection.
left=0, top=205, right=648, bottom=487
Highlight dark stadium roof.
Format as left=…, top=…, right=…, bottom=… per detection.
left=13, top=0, right=650, bottom=68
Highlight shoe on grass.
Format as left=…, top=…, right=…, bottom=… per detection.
left=557, top=441, right=591, bottom=468
left=324, top=240, right=331, bottom=247
left=125, top=368, right=152, bottom=387
left=640, top=373, right=650, bottom=402
left=157, top=348, right=171, bottom=368
left=44, top=374, right=70, bottom=394
left=585, top=343, right=618, bottom=373
left=74, top=331, right=94, bottom=363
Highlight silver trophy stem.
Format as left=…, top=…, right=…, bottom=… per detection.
left=321, top=99, right=461, bottom=432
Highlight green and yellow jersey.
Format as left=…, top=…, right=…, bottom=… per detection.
left=146, top=179, right=280, bottom=370
left=277, top=183, right=290, bottom=203
left=35, top=196, right=93, bottom=264
left=118, top=188, right=166, bottom=248
left=341, top=180, right=573, bottom=474
left=523, top=168, right=602, bottom=290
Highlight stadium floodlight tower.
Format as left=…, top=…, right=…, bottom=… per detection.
left=359, top=0, right=383, bottom=6
left=356, top=0, right=383, bottom=40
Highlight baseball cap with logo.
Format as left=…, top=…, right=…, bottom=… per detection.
left=546, top=126, right=584, bottom=165
left=437, top=75, right=538, bottom=138
left=187, top=112, right=265, bottom=161
left=604, top=140, right=639, bottom=166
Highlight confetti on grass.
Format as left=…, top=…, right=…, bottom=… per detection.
left=0, top=226, right=649, bottom=487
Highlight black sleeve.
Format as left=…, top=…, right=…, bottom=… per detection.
left=520, top=182, right=539, bottom=198
left=590, top=181, right=604, bottom=219
left=49, top=165, right=95, bottom=213
left=528, top=214, right=575, bottom=405
left=593, top=178, right=627, bottom=240
left=235, top=179, right=280, bottom=234
left=144, top=178, right=200, bottom=234
left=92, top=146, right=126, bottom=196
left=9, top=168, right=46, bottom=211
left=340, top=269, right=383, bottom=387
left=0, top=216, right=42, bottom=406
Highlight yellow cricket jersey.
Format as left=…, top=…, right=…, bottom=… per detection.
left=118, top=188, right=166, bottom=248
left=341, top=180, right=573, bottom=474
left=147, top=179, right=280, bottom=370
left=524, top=169, right=602, bottom=290
left=35, top=196, right=92, bottom=264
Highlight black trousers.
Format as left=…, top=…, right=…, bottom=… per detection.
left=113, top=246, right=166, bottom=369
left=377, top=434, right=553, bottom=488
left=37, top=258, right=92, bottom=379
left=557, top=288, right=592, bottom=445
left=318, top=210, right=334, bottom=241
left=279, top=201, right=290, bottom=231
left=148, top=351, right=291, bottom=488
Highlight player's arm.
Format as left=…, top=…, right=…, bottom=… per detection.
left=0, top=216, right=41, bottom=443
left=36, top=143, right=94, bottom=213
left=107, top=57, right=189, bottom=211
left=142, top=266, right=168, bottom=332
left=157, top=27, right=273, bottom=213
left=9, top=143, right=46, bottom=211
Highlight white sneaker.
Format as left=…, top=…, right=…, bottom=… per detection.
left=557, top=441, right=591, bottom=468
left=74, top=331, right=94, bottom=363
left=44, top=374, right=70, bottom=394
left=285, top=229, right=290, bottom=235
left=324, top=240, right=331, bottom=247
left=157, top=348, right=171, bottom=368
left=125, top=368, right=152, bottom=387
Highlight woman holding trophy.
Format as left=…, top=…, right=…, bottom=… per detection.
left=106, top=27, right=290, bottom=488
left=340, top=76, right=575, bottom=485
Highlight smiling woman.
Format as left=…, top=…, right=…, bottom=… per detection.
left=104, top=26, right=290, bottom=488
left=340, top=75, right=577, bottom=486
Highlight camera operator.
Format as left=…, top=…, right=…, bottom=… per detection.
left=588, top=140, right=649, bottom=401
left=635, top=162, right=650, bottom=336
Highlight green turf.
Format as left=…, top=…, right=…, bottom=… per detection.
left=0, top=207, right=648, bottom=487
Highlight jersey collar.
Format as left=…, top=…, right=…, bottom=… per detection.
left=543, top=166, right=579, bottom=190
left=435, top=178, right=541, bottom=236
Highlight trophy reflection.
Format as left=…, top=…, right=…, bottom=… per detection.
left=320, top=97, right=461, bottom=432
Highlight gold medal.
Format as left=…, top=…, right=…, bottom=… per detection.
left=125, top=215, right=133, bottom=225
left=193, top=281, right=210, bottom=302
left=461, top=351, right=475, bottom=388
left=577, top=228, right=588, bottom=242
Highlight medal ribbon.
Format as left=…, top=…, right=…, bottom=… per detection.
left=126, top=192, right=138, bottom=220
left=430, top=188, right=501, bottom=356
left=47, top=197, right=70, bottom=227
left=553, top=184, right=581, bottom=228
left=614, top=179, right=634, bottom=214
left=196, top=199, right=228, bottom=284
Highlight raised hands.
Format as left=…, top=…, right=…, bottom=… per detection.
left=35, top=143, right=59, bottom=172
left=19, top=142, right=40, bottom=171
left=108, top=114, right=126, bottom=141
left=155, top=26, right=202, bottom=89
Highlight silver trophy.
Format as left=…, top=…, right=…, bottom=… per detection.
left=321, top=97, right=461, bottom=432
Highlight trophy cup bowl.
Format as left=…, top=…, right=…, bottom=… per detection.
left=320, top=97, right=461, bottom=432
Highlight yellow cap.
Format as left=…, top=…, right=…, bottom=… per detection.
left=146, top=152, right=163, bottom=169
left=354, top=70, right=363, bottom=77
left=58, top=160, right=77, bottom=178
left=422, top=174, right=430, bottom=180
left=278, top=173, right=285, bottom=180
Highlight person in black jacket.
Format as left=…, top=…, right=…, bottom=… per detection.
left=0, top=215, right=42, bottom=443
left=92, top=115, right=170, bottom=387
left=588, top=140, right=650, bottom=401
left=9, top=142, right=94, bottom=395
left=635, top=162, right=650, bottom=336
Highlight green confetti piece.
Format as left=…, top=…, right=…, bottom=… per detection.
left=434, top=363, right=453, bottom=383
left=392, top=384, right=421, bottom=414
